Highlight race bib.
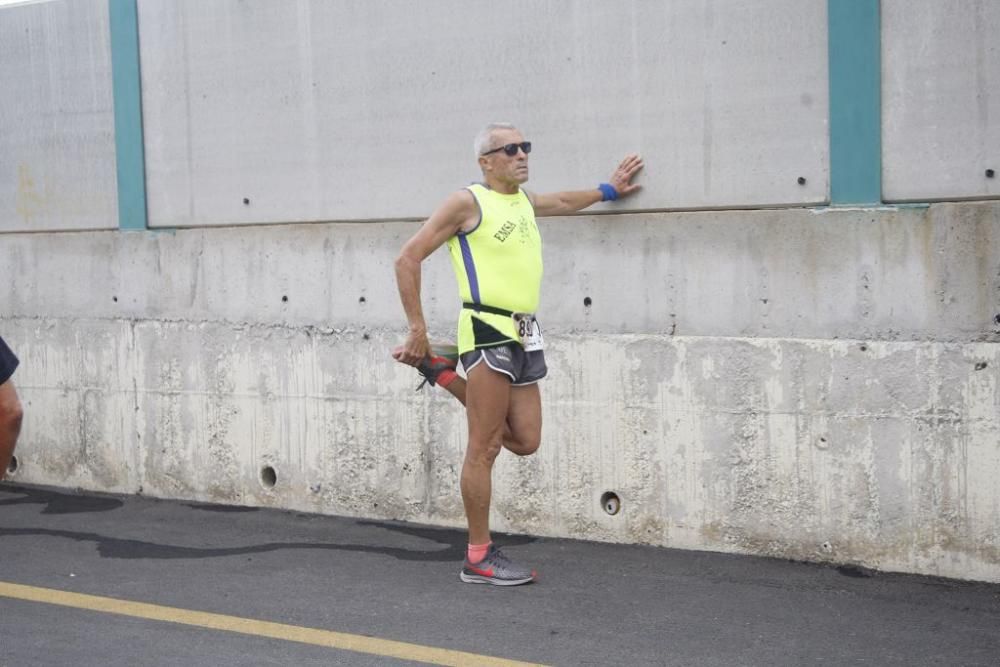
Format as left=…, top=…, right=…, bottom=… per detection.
left=512, top=313, right=544, bottom=351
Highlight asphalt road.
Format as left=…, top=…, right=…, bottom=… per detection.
left=1, top=483, right=999, bottom=666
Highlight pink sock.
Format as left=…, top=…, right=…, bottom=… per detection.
left=467, top=542, right=491, bottom=564
left=437, top=369, right=459, bottom=388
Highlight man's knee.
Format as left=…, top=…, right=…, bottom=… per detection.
left=505, top=434, right=540, bottom=457
left=0, top=387, right=23, bottom=432
left=9, top=402, right=23, bottom=431
left=467, top=436, right=504, bottom=465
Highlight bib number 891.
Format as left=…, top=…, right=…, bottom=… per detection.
left=512, top=313, right=544, bottom=352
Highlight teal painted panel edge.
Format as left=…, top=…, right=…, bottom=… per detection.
left=109, top=0, right=147, bottom=230
left=828, top=0, right=881, bottom=206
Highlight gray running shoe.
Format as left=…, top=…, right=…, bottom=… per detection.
left=460, top=544, right=536, bottom=586
left=415, top=344, right=459, bottom=390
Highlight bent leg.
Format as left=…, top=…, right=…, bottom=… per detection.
left=0, top=381, right=24, bottom=481
left=504, top=383, right=541, bottom=456
left=438, top=377, right=537, bottom=455
left=461, top=363, right=510, bottom=545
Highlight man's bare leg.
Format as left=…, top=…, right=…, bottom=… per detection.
left=460, top=364, right=544, bottom=546
left=0, top=381, right=24, bottom=482
left=437, top=376, right=538, bottom=456
left=461, top=363, right=510, bottom=545
left=505, top=382, right=541, bottom=456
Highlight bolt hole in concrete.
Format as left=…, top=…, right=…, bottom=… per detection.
left=359, top=296, right=366, bottom=303
left=583, top=296, right=592, bottom=307
left=281, top=295, right=288, bottom=303
left=260, top=466, right=277, bottom=488
left=797, top=176, right=806, bottom=185
left=243, top=197, right=250, bottom=205
left=600, top=491, right=621, bottom=516
left=112, top=296, right=118, bottom=302
left=7, top=456, right=18, bottom=475
left=859, top=344, right=868, bottom=352
left=987, top=169, right=995, bottom=178
left=975, top=361, right=988, bottom=371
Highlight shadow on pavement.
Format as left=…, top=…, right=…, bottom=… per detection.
left=0, top=484, right=534, bottom=563
left=0, top=484, right=123, bottom=514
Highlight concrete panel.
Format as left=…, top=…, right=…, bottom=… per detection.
left=1, top=204, right=997, bottom=343
left=0, top=0, right=118, bottom=232
left=138, top=0, right=829, bottom=228
left=882, top=0, right=1000, bottom=202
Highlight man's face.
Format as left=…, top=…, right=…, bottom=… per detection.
left=478, top=128, right=530, bottom=186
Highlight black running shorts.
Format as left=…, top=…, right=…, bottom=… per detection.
left=0, top=335, right=18, bottom=385
left=460, top=343, right=547, bottom=386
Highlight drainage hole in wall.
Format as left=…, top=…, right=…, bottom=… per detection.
left=584, top=296, right=592, bottom=307
left=260, top=466, right=277, bottom=488
left=600, top=491, right=621, bottom=516
left=7, top=456, right=18, bottom=474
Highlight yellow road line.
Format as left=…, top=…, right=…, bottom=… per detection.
left=0, top=581, right=545, bottom=667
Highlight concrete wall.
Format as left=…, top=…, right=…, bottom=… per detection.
left=2, top=0, right=1000, bottom=584
left=4, top=0, right=997, bottom=232
left=3, top=202, right=999, bottom=583
left=0, top=0, right=118, bottom=232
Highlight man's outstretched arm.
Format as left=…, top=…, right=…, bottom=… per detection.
left=530, top=153, right=644, bottom=217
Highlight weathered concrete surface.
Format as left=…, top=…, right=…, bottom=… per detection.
left=2, top=203, right=997, bottom=341
left=1, top=203, right=999, bottom=582
left=137, top=0, right=829, bottom=227
left=0, top=0, right=118, bottom=233
left=882, top=0, right=1000, bottom=202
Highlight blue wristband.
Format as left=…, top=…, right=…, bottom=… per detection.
left=598, top=183, right=618, bottom=202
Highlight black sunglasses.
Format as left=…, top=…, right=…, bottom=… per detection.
left=481, top=141, right=532, bottom=157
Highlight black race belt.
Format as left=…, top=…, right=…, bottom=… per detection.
left=462, top=302, right=515, bottom=317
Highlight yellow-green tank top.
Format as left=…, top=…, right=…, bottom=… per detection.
left=447, top=184, right=543, bottom=353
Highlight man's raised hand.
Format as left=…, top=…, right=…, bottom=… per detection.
left=609, top=154, right=644, bottom=198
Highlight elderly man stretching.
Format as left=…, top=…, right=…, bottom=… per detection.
left=393, top=122, right=642, bottom=585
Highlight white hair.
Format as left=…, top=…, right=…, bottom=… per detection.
left=473, top=122, right=518, bottom=159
